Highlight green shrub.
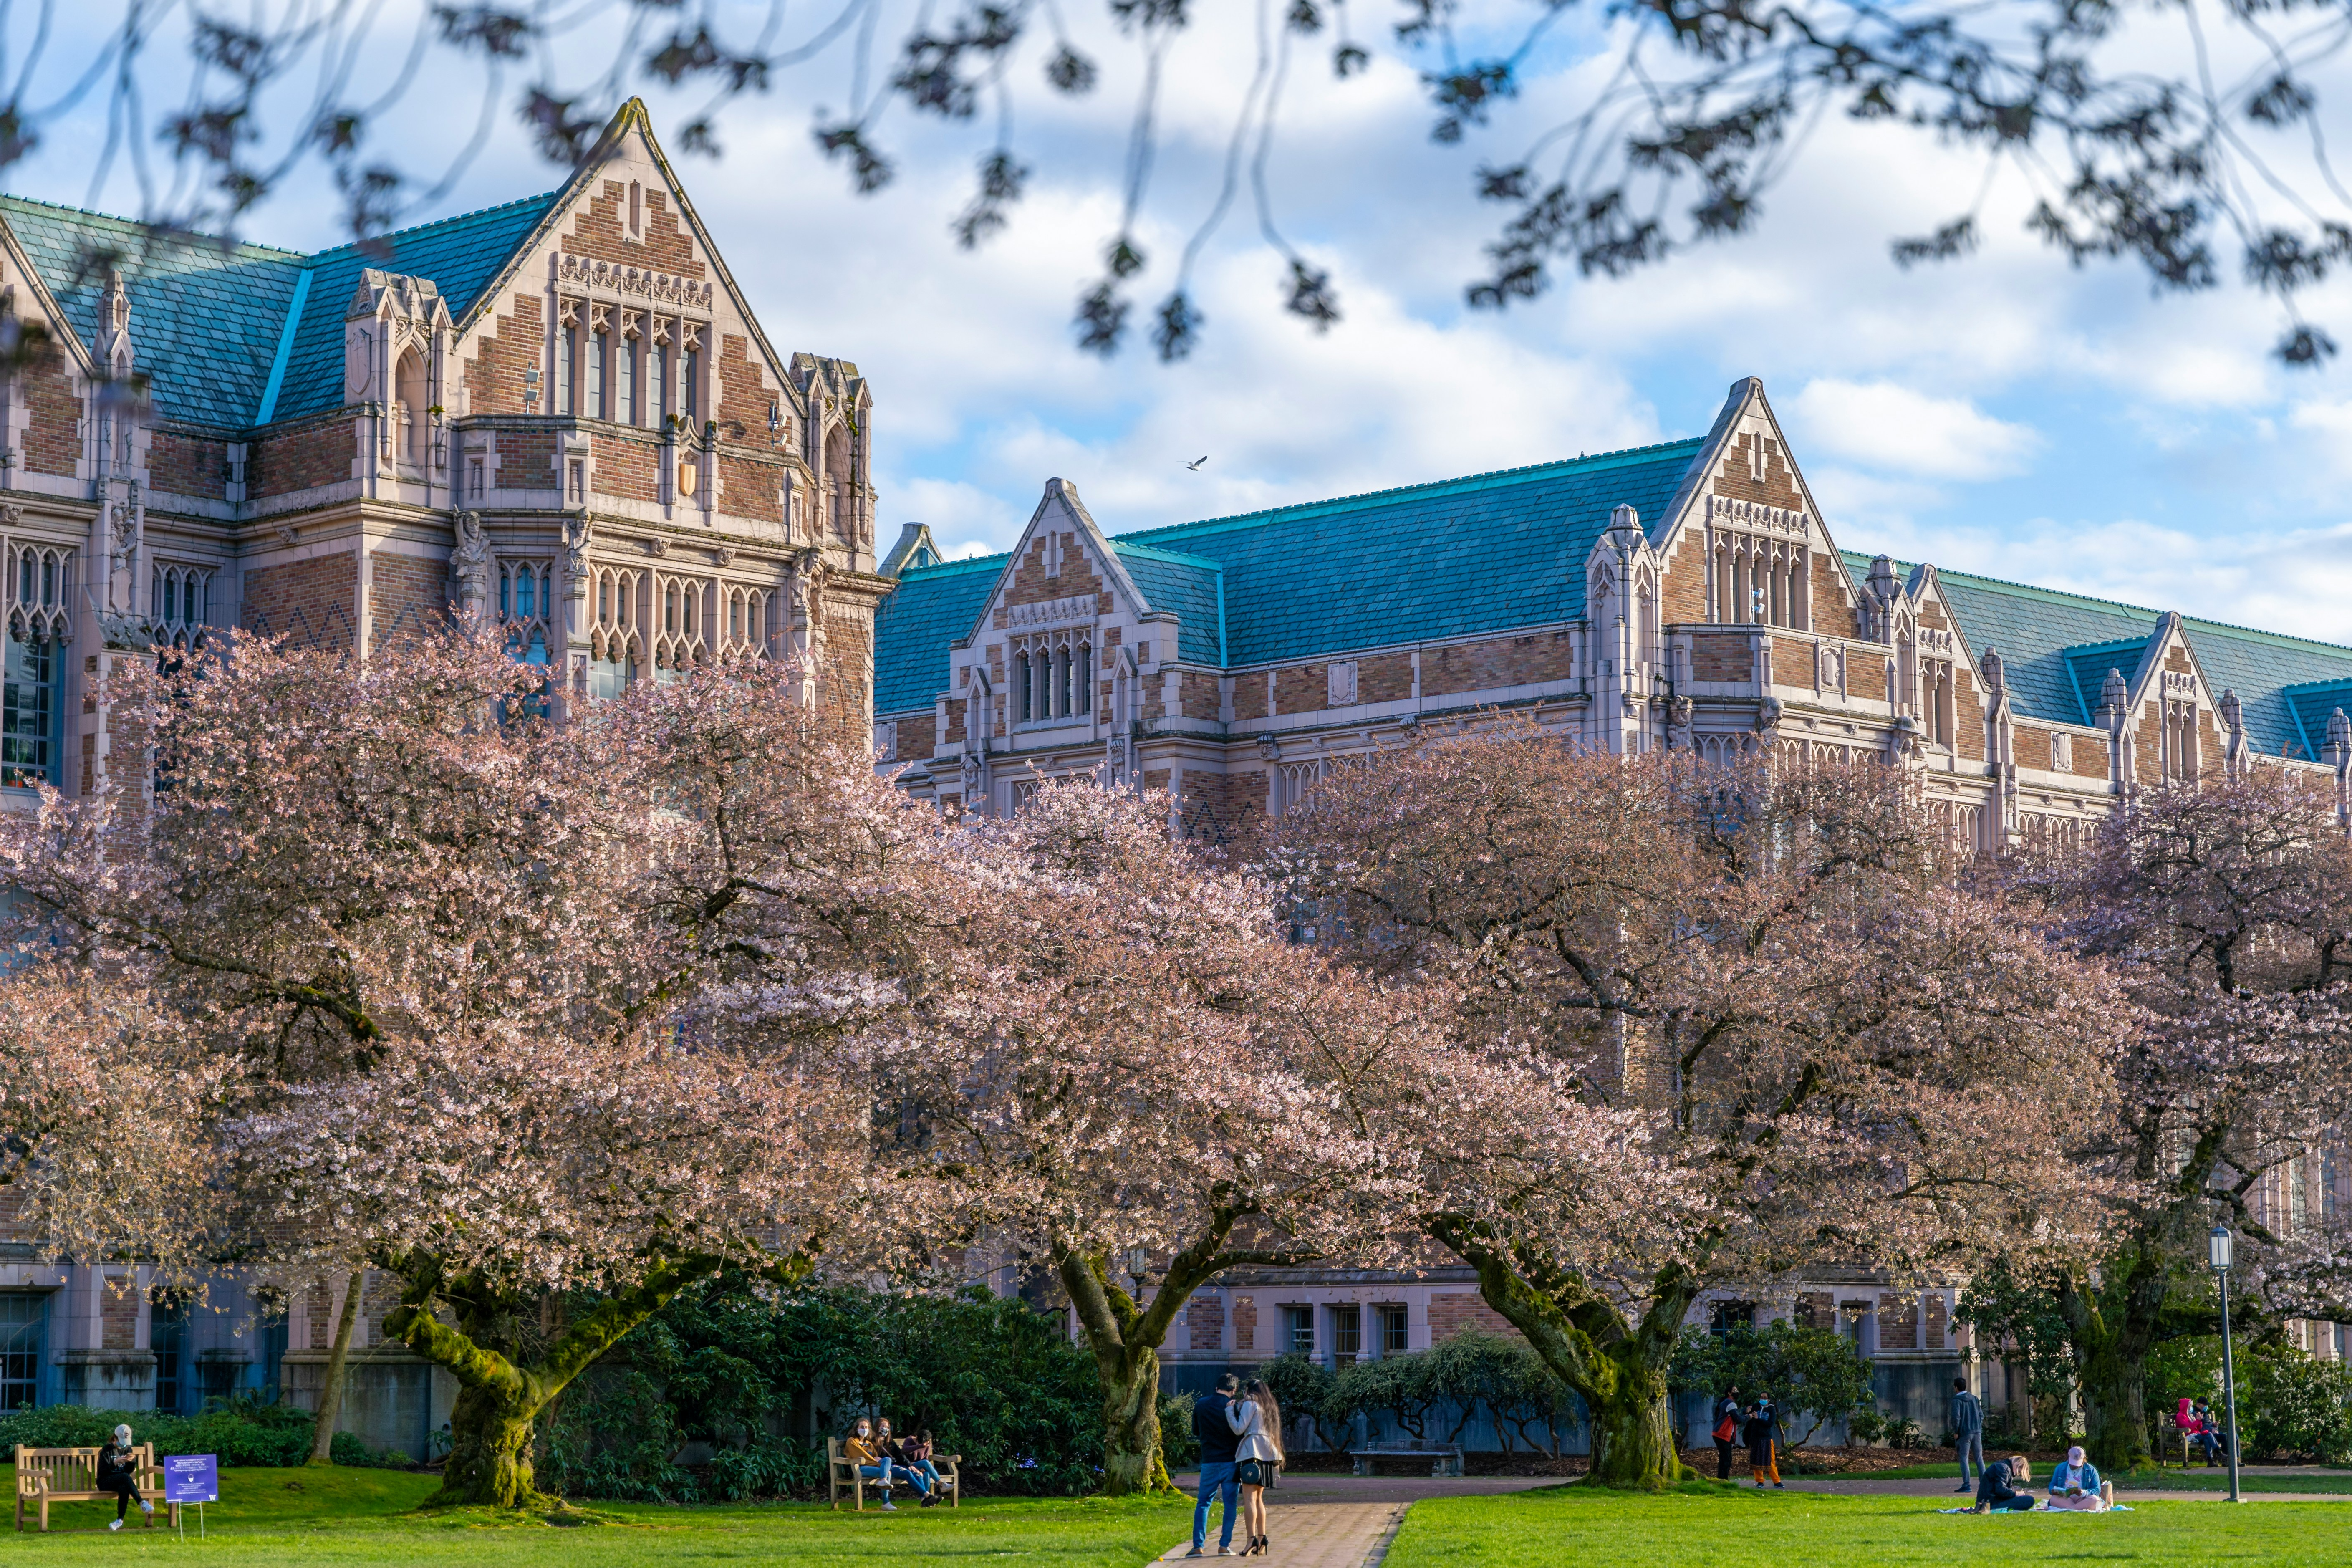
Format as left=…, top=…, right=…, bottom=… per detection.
left=1158, top=1394, right=1201, bottom=1469
left=1257, top=1354, right=1338, bottom=1449
left=2243, top=1346, right=2352, bottom=1464
left=540, top=1275, right=1103, bottom=1502
left=329, top=1429, right=412, bottom=1468
left=1669, top=1322, right=1875, bottom=1448
left=0, top=1399, right=312, bottom=1467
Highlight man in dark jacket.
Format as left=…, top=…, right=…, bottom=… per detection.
left=1973, top=1455, right=2037, bottom=1512
left=1188, top=1373, right=1243, bottom=1556
left=1949, top=1377, right=1985, bottom=1494
left=1712, top=1386, right=1742, bottom=1480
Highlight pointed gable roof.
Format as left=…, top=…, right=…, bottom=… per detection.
left=1850, top=553, right=2352, bottom=757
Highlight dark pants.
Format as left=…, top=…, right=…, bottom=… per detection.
left=1716, top=1442, right=1736, bottom=1480
left=2193, top=1432, right=2223, bottom=1463
left=1989, top=1494, right=2036, bottom=1512
left=100, top=1473, right=138, bottom=1521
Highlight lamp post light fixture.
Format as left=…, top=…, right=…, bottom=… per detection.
left=2209, top=1224, right=2244, bottom=1504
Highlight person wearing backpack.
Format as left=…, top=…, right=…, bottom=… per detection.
left=1712, top=1386, right=1743, bottom=1480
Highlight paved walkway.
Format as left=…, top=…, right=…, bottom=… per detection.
left=1161, top=1474, right=1558, bottom=1568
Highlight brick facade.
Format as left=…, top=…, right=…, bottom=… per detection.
left=370, top=550, right=447, bottom=643
left=148, top=428, right=227, bottom=500
left=245, top=554, right=359, bottom=646
left=1428, top=1291, right=1519, bottom=1342
left=23, top=358, right=80, bottom=476
left=462, top=293, right=545, bottom=418
left=251, top=417, right=352, bottom=498
left=1188, top=1294, right=1225, bottom=1351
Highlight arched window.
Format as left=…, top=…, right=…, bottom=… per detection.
left=1075, top=643, right=1091, bottom=715
left=1054, top=645, right=1071, bottom=717
left=587, top=331, right=606, bottom=420
left=1014, top=651, right=1032, bottom=723
left=825, top=425, right=853, bottom=546
left=396, top=348, right=427, bottom=460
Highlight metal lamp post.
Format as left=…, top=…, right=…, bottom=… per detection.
left=2209, top=1225, right=2243, bottom=1504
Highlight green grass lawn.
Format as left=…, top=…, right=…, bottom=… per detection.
left=3, top=1466, right=1188, bottom=1565
left=1857, top=1462, right=2352, bottom=1493
left=1385, top=1483, right=2352, bottom=1568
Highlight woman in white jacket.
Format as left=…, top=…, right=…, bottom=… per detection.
left=1227, top=1380, right=1284, bottom=1557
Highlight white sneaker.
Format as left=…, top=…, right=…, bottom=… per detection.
left=109, top=1520, right=123, bottom=1532
left=881, top=1502, right=898, bottom=1511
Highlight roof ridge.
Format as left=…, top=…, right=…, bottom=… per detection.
left=898, top=553, right=1009, bottom=579
left=300, top=191, right=562, bottom=264
left=1113, top=540, right=1224, bottom=569
left=1113, top=437, right=1706, bottom=546
left=1887, top=553, right=2352, bottom=661
left=0, top=192, right=307, bottom=258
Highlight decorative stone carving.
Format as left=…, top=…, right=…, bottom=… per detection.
left=1755, top=694, right=1783, bottom=735
left=1980, top=647, right=2004, bottom=691
left=0, top=505, right=19, bottom=524
left=451, top=510, right=492, bottom=615
left=562, top=516, right=593, bottom=583
left=645, top=536, right=669, bottom=559
left=2100, top=668, right=2128, bottom=717
left=1667, top=695, right=1695, bottom=749
left=1257, top=733, right=1282, bottom=762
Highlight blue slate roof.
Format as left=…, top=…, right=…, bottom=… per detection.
left=873, top=555, right=1004, bottom=714
left=0, top=191, right=558, bottom=428
left=1845, top=553, right=2352, bottom=759
left=270, top=194, right=559, bottom=423
left=0, top=196, right=304, bottom=428
left=872, top=442, right=1709, bottom=715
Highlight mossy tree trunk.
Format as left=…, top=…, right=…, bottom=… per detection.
left=1057, top=1212, right=1321, bottom=1498
left=306, top=1269, right=367, bottom=1467
left=1429, top=1217, right=1694, bottom=1492
left=381, top=1254, right=729, bottom=1510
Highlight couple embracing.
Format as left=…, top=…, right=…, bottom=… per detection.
left=1189, top=1372, right=1285, bottom=1558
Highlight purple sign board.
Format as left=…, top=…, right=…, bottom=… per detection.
left=164, top=1454, right=218, bottom=1505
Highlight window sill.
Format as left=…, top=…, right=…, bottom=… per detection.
left=1012, top=717, right=1094, bottom=735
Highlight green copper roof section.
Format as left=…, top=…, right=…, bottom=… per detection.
left=271, top=193, right=559, bottom=423
left=1841, top=550, right=2352, bottom=758
left=1113, top=543, right=1225, bottom=665
left=0, top=195, right=305, bottom=427
left=1114, top=439, right=1706, bottom=667
left=873, top=553, right=1005, bottom=714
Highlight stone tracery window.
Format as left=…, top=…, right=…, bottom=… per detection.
left=1011, top=630, right=1090, bottom=725
left=2, top=539, right=69, bottom=788
left=590, top=566, right=643, bottom=697
left=150, top=562, right=212, bottom=648
left=1706, top=495, right=1810, bottom=630
left=498, top=559, right=553, bottom=666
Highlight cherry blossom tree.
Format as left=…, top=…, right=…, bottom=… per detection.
left=1275, top=730, right=2126, bottom=1489
left=1996, top=766, right=2352, bottom=1470
left=0, top=629, right=968, bottom=1510
left=871, top=779, right=1544, bottom=1495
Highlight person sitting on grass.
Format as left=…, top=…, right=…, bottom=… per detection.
left=1973, top=1454, right=2037, bottom=1513
left=97, top=1424, right=153, bottom=1532
left=2045, top=1446, right=2114, bottom=1511
left=845, top=1417, right=913, bottom=1511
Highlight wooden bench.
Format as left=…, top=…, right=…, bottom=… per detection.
left=1349, top=1442, right=1464, bottom=1478
left=825, top=1437, right=963, bottom=1510
left=13, top=1444, right=179, bottom=1533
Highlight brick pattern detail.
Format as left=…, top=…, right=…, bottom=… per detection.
left=1182, top=671, right=1219, bottom=720
left=562, top=180, right=707, bottom=278
left=2014, top=725, right=2051, bottom=771
left=1925, top=1293, right=1948, bottom=1350
left=823, top=606, right=875, bottom=735
left=1878, top=1292, right=1920, bottom=1351
left=101, top=1280, right=137, bottom=1350
left=1182, top=771, right=1264, bottom=842
left=715, top=451, right=784, bottom=523
left=370, top=551, right=447, bottom=643
left=1421, top=632, right=1572, bottom=697
left=1812, top=551, right=1857, bottom=638
left=252, top=418, right=352, bottom=498
left=1772, top=636, right=1814, bottom=686
left=944, top=697, right=966, bottom=744
left=23, top=360, right=79, bottom=477
left=714, top=335, right=781, bottom=444
left=1189, top=1295, right=1226, bottom=1351
left=1661, top=528, right=1708, bottom=624
left=2137, top=703, right=2162, bottom=784
left=1143, top=768, right=1171, bottom=794
left=1691, top=631, right=1751, bottom=683
left=495, top=429, right=559, bottom=490
left=1232, top=675, right=1267, bottom=722
left=593, top=434, right=664, bottom=503
left=2074, top=734, right=2108, bottom=778
left=891, top=710, right=936, bottom=758
left=462, top=293, right=545, bottom=417
left=1232, top=1295, right=1257, bottom=1352
left=1956, top=669, right=1986, bottom=761
left=1274, top=665, right=1323, bottom=713
left=1713, top=435, right=1803, bottom=509
left=1360, top=653, right=1411, bottom=703
left=243, top=552, right=358, bottom=646
left=149, top=428, right=227, bottom=500
left=1428, top=1291, right=1521, bottom=1342
left=999, top=533, right=1106, bottom=611
left=2201, top=710, right=2226, bottom=777
left=1849, top=648, right=1888, bottom=704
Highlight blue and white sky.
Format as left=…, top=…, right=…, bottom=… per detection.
left=15, top=0, right=2352, bottom=641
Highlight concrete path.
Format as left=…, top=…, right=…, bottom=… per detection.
left=1161, top=1474, right=1559, bottom=1568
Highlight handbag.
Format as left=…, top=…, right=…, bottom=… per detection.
left=1713, top=1415, right=1739, bottom=1444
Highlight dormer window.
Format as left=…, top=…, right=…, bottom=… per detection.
left=1013, top=631, right=1092, bottom=725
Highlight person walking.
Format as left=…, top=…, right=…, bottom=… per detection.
left=1712, top=1386, right=1743, bottom=1481
left=1188, top=1373, right=1243, bottom=1557
left=1229, top=1378, right=1284, bottom=1557
left=1948, top=1376, right=1984, bottom=1494
left=1743, top=1396, right=1784, bottom=1488
left=97, top=1424, right=153, bottom=1531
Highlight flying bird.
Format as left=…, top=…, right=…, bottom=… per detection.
left=1186, top=456, right=1207, bottom=470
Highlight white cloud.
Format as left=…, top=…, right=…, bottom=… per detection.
left=1788, top=379, right=2042, bottom=482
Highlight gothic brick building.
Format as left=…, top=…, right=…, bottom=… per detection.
left=0, top=98, right=884, bottom=1449
left=872, top=375, right=2352, bottom=1429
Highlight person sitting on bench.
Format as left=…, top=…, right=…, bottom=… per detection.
left=98, top=1425, right=153, bottom=1533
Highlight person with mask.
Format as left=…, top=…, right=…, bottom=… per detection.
left=1188, top=1373, right=1243, bottom=1557
left=97, top=1424, right=154, bottom=1532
